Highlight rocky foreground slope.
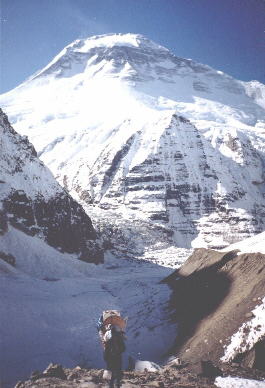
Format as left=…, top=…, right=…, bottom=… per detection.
left=165, top=248, right=265, bottom=370
left=0, top=109, right=103, bottom=263
left=14, top=358, right=265, bottom=388
left=1, top=33, right=265, bottom=257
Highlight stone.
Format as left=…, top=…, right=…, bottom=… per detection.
left=79, top=383, right=98, bottom=388
left=102, top=369, right=112, bottom=380
left=0, top=251, right=16, bottom=266
left=14, top=382, right=24, bottom=388
left=30, top=370, right=42, bottom=381
left=168, top=357, right=182, bottom=367
left=43, top=363, right=66, bottom=380
left=245, top=312, right=255, bottom=318
left=189, top=361, right=222, bottom=378
left=200, top=361, right=222, bottom=378
left=239, top=339, right=265, bottom=371
left=144, top=381, right=161, bottom=387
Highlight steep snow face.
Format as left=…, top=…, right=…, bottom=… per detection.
left=0, top=109, right=102, bottom=263
left=1, top=33, right=265, bottom=254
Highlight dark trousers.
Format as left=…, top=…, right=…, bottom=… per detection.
left=109, top=368, right=122, bottom=388
left=104, top=352, right=122, bottom=388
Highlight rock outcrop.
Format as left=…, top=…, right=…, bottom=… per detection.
left=0, top=109, right=103, bottom=263
left=165, top=248, right=265, bottom=368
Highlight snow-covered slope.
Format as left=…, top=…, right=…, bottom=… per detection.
left=0, top=109, right=102, bottom=263
left=242, top=80, right=265, bottom=110
left=0, top=235, right=175, bottom=388
left=1, top=33, right=265, bottom=254
left=222, top=230, right=265, bottom=255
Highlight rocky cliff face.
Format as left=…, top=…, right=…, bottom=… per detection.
left=1, top=33, right=265, bottom=256
left=165, top=247, right=265, bottom=368
left=83, top=112, right=265, bottom=252
left=0, top=109, right=103, bottom=263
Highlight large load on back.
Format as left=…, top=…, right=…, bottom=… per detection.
left=102, top=310, right=127, bottom=330
left=97, top=310, right=127, bottom=347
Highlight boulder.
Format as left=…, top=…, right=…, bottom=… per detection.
left=43, top=363, right=67, bottom=380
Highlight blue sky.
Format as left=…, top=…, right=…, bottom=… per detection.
left=0, top=0, right=264, bottom=93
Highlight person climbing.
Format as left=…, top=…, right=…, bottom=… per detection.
left=104, top=324, right=126, bottom=388
left=97, top=310, right=127, bottom=388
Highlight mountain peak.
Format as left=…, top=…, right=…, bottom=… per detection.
left=26, top=33, right=172, bottom=82
left=69, top=33, right=168, bottom=52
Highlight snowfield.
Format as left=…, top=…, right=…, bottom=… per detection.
left=0, top=227, right=176, bottom=388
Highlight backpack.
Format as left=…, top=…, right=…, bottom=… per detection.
left=102, top=310, right=127, bottom=330
left=105, top=327, right=126, bottom=356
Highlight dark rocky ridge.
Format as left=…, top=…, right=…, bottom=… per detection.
left=165, top=248, right=265, bottom=368
left=0, top=109, right=103, bottom=263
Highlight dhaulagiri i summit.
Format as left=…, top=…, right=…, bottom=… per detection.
left=1, top=32, right=265, bottom=259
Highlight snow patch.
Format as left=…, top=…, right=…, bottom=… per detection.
left=215, top=376, right=265, bottom=388
left=134, top=360, right=161, bottom=372
left=221, top=297, right=265, bottom=362
left=222, top=232, right=265, bottom=255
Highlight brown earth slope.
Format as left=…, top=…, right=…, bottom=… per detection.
left=165, top=248, right=265, bottom=366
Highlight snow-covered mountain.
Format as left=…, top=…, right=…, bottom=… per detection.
left=0, top=109, right=102, bottom=263
left=1, top=33, right=265, bottom=255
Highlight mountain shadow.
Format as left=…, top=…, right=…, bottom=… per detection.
left=164, top=250, right=235, bottom=350
left=163, top=248, right=265, bottom=365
